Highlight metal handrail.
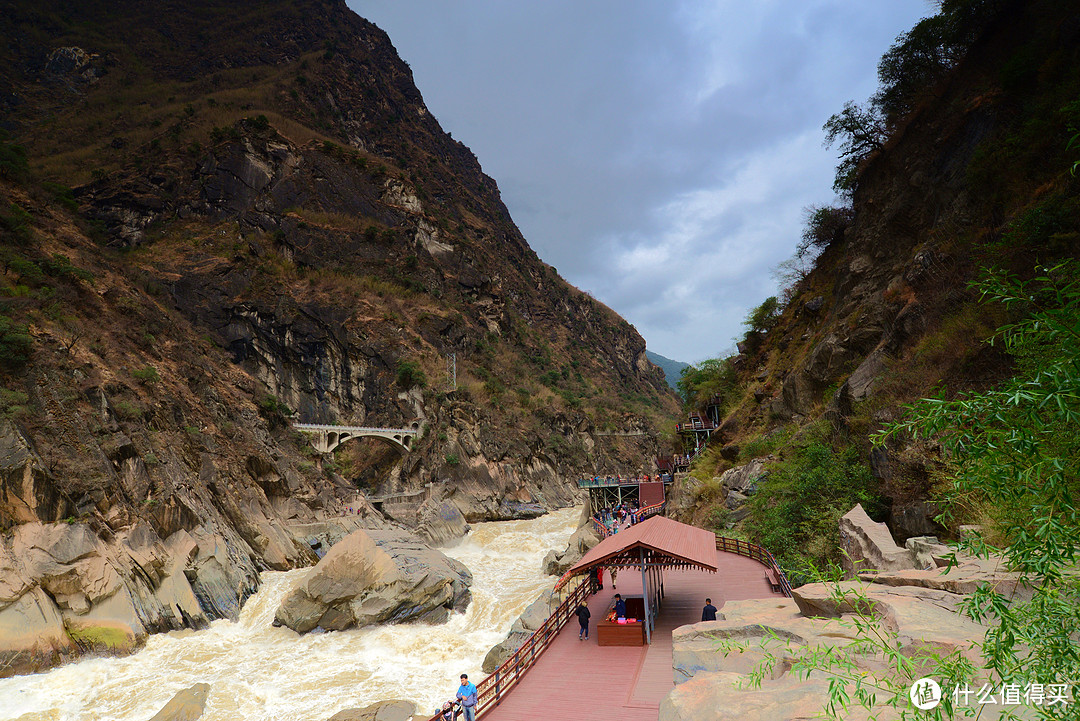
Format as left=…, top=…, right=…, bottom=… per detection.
left=715, top=536, right=794, bottom=597
left=576, top=476, right=662, bottom=488
left=420, top=575, right=594, bottom=721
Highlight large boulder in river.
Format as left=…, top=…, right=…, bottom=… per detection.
left=274, top=528, right=472, bottom=633
left=326, top=699, right=418, bottom=721
left=415, top=498, right=470, bottom=547
left=149, top=683, right=211, bottom=721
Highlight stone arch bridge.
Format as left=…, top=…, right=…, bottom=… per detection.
left=293, top=423, right=420, bottom=453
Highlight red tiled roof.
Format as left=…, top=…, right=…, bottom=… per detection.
left=560, top=516, right=717, bottom=587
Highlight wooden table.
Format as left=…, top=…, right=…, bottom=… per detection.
left=597, top=596, right=646, bottom=646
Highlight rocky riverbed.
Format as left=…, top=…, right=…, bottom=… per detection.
left=0, top=508, right=581, bottom=721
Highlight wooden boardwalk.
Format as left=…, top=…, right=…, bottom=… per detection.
left=481, top=549, right=782, bottom=721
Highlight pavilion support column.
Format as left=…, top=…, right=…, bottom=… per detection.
left=639, top=548, right=651, bottom=644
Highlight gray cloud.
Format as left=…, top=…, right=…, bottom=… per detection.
left=352, top=0, right=929, bottom=362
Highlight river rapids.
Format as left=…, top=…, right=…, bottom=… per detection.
left=0, top=507, right=582, bottom=721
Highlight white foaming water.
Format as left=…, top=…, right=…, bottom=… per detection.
left=0, top=507, right=581, bottom=721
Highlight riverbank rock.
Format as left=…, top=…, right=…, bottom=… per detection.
left=660, top=670, right=893, bottom=721
left=666, top=576, right=991, bottom=718
left=148, top=683, right=211, bottom=721
left=0, top=519, right=258, bottom=676
left=327, top=699, right=418, bottom=721
left=482, top=586, right=556, bottom=673
left=274, top=528, right=472, bottom=633
left=415, top=498, right=470, bottom=547
left=839, top=503, right=916, bottom=574
left=541, top=523, right=600, bottom=576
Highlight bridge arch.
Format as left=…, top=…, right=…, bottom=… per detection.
left=293, top=423, right=419, bottom=454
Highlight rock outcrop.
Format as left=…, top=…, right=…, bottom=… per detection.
left=0, top=520, right=255, bottom=675
left=838, top=503, right=917, bottom=574
left=482, top=588, right=556, bottom=673
left=149, top=683, right=212, bottom=721
left=856, top=557, right=1031, bottom=603
left=663, top=556, right=1013, bottom=719
left=326, top=700, right=419, bottom=721
left=274, top=528, right=471, bottom=633
left=541, top=523, right=600, bottom=576
left=661, top=670, right=891, bottom=721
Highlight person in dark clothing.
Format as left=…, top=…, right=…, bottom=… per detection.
left=576, top=602, right=591, bottom=640
left=614, top=593, right=627, bottom=618
left=701, top=598, right=718, bottom=622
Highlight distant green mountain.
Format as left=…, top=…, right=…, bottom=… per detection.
left=646, top=350, right=690, bottom=391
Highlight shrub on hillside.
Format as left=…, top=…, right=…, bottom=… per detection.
left=0, top=313, right=33, bottom=369
left=743, top=434, right=881, bottom=576
left=395, top=360, right=426, bottom=390
left=797, top=204, right=854, bottom=257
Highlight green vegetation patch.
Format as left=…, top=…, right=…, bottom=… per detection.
left=65, top=623, right=136, bottom=651
left=743, top=426, right=882, bottom=579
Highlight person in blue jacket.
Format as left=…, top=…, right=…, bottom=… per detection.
left=456, top=674, right=478, bottom=721
left=614, top=593, right=627, bottom=618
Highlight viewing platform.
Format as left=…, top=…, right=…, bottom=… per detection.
left=420, top=515, right=792, bottom=721
left=478, top=542, right=786, bottom=720
left=577, top=475, right=672, bottom=512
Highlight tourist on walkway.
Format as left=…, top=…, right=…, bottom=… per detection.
left=455, top=674, right=477, bottom=721
left=610, top=566, right=618, bottom=590
left=576, top=602, right=591, bottom=640
left=701, top=598, right=717, bottom=622
left=595, top=566, right=604, bottom=591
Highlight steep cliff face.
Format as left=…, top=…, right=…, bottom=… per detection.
left=677, top=0, right=1080, bottom=550
left=0, top=0, right=676, bottom=673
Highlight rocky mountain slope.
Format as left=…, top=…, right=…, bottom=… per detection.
left=0, top=0, right=676, bottom=674
left=671, top=0, right=1080, bottom=566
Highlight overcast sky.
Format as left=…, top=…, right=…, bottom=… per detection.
left=349, top=1, right=931, bottom=364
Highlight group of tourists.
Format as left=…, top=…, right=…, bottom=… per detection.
left=588, top=472, right=672, bottom=484
left=594, top=503, right=644, bottom=533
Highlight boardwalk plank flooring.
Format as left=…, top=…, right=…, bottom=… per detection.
left=480, top=549, right=782, bottom=721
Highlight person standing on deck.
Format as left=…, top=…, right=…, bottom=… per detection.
left=702, top=598, right=718, bottom=622
left=456, top=674, right=478, bottom=721
left=614, top=593, right=627, bottom=618
left=610, top=566, right=618, bottom=589
left=576, top=602, right=591, bottom=640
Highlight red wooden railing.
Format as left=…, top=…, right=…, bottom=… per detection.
left=715, top=535, right=793, bottom=597
left=420, top=575, right=594, bottom=721
left=590, top=500, right=665, bottom=539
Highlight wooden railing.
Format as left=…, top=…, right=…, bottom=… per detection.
left=715, top=536, right=794, bottom=597
left=421, top=575, right=594, bottom=720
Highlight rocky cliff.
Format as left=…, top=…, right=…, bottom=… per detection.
left=0, top=0, right=676, bottom=674
left=671, top=0, right=1080, bottom=562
